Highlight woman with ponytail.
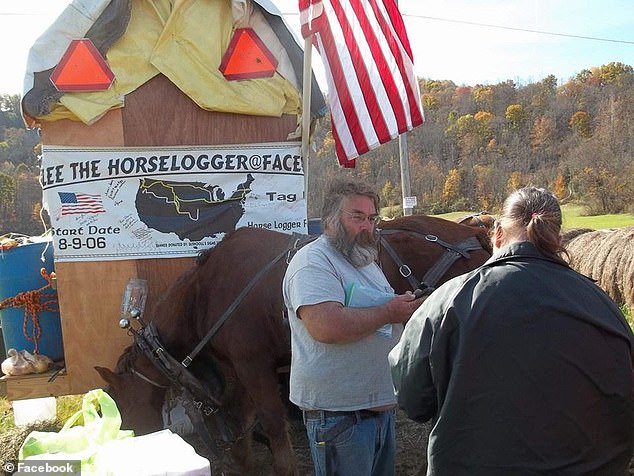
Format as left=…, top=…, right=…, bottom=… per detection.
left=390, top=187, right=634, bottom=476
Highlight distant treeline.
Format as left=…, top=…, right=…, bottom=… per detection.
left=2, top=62, right=633, bottom=235
left=306, top=62, right=634, bottom=218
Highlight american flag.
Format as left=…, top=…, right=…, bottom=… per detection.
left=299, top=0, right=424, bottom=167
left=58, top=192, right=106, bottom=215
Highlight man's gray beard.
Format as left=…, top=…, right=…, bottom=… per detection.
left=330, top=220, right=379, bottom=268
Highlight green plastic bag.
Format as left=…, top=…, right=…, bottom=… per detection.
left=19, top=389, right=134, bottom=473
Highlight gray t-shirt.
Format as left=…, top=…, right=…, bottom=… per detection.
left=282, top=235, right=402, bottom=410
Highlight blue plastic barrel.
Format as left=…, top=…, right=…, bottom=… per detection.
left=0, top=240, right=64, bottom=361
left=307, top=218, right=321, bottom=235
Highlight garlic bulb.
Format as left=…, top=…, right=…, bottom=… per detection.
left=21, top=350, right=53, bottom=374
left=1, top=348, right=35, bottom=376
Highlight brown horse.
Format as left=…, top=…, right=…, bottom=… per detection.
left=96, top=214, right=491, bottom=475
left=455, top=211, right=496, bottom=235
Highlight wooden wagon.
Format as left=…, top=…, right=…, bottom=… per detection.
left=1, top=0, right=324, bottom=400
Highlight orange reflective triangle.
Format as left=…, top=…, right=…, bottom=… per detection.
left=50, top=38, right=115, bottom=92
left=219, top=28, right=278, bottom=80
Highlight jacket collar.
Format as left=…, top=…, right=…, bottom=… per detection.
left=485, top=241, right=569, bottom=268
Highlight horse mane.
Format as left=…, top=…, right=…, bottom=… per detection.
left=113, top=344, right=139, bottom=373
left=145, top=250, right=214, bottom=354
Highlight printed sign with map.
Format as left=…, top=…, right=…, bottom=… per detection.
left=41, top=143, right=306, bottom=262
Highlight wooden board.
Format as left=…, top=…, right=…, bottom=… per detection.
left=8, top=73, right=299, bottom=400
left=1, top=370, right=70, bottom=400
left=41, top=108, right=124, bottom=146
left=122, top=74, right=298, bottom=146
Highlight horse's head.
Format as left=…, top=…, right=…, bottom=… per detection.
left=456, top=211, right=496, bottom=232
left=95, top=346, right=168, bottom=435
left=378, top=214, right=492, bottom=295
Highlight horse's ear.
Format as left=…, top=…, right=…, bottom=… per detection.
left=94, top=366, right=121, bottom=391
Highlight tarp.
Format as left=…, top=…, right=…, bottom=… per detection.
left=22, top=0, right=325, bottom=127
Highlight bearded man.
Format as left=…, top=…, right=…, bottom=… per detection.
left=282, top=178, right=423, bottom=476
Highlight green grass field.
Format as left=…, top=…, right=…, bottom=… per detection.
left=432, top=204, right=634, bottom=230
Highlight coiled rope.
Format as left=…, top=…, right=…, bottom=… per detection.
left=0, top=268, right=58, bottom=354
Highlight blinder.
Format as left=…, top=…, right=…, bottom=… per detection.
left=132, top=322, right=222, bottom=412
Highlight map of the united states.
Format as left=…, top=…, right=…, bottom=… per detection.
left=135, top=174, right=254, bottom=240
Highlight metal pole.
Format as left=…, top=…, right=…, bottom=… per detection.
left=301, top=37, right=313, bottom=201
left=396, top=0, right=413, bottom=217
left=399, top=134, right=412, bottom=216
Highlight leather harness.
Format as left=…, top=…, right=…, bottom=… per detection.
left=380, top=230, right=484, bottom=296
left=126, top=226, right=485, bottom=462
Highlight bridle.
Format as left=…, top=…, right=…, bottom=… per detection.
left=457, top=211, right=493, bottom=228
left=379, top=227, right=486, bottom=296
left=130, top=367, right=169, bottom=389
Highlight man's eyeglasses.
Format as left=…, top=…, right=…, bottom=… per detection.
left=342, top=210, right=381, bottom=226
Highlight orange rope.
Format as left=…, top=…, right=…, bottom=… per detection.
left=0, top=268, right=58, bottom=354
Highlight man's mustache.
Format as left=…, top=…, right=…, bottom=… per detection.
left=355, top=229, right=378, bottom=248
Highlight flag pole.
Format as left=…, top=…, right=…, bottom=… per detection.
left=399, top=134, right=412, bottom=216
left=301, top=36, right=313, bottom=201
left=396, top=0, right=413, bottom=217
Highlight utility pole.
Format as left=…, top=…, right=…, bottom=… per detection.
left=396, top=0, right=414, bottom=217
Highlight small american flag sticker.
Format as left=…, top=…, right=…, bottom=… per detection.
left=58, top=192, right=106, bottom=215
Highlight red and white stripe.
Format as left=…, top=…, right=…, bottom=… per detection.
left=299, top=0, right=424, bottom=167
left=60, top=193, right=106, bottom=215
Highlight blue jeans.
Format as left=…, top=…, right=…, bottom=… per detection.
left=303, top=409, right=396, bottom=476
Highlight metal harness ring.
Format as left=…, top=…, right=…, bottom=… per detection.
left=399, top=264, right=412, bottom=278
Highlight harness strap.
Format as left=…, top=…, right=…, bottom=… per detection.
left=380, top=228, right=484, bottom=296
left=379, top=236, right=419, bottom=291
left=182, top=232, right=308, bottom=367
left=136, top=323, right=223, bottom=408
left=418, top=236, right=483, bottom=294
left=130, top=367, right=169, bottom=388
left=381, top=229, right=476, bottom=259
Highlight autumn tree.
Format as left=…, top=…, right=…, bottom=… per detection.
left=441, top=168, right=463, bottom=204
left=473, top=164, right=495, bottom=210
left=473, top=86, right=493, bottom=111
left=530, top=116, right=557, bottom=150
left=507, top=171, right=524, bottom=194
left=381, top=180, right=400, bottom=208
left=552, top=174, right=567, bottom=199
left=569, top=111, right=591, bottom=138
left=505, top=104, right=526, bottom=129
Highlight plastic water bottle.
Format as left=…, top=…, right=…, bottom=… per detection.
left=121, top=278, right=148, bottom=320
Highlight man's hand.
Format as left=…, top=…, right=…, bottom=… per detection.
left=384, top=292, right=426, bottom=324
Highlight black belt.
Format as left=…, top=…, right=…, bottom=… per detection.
left=303, top=409, right=383, bottom=420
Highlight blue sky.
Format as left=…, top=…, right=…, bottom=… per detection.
left=1, top=0, right=632, bottom=95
